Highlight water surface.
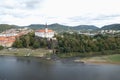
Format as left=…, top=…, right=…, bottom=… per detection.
left=0, top=56, right=120, bottom=80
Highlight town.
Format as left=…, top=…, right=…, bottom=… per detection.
left=0, top=24, right=120, bottom=48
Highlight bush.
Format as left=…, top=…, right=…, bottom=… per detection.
left=0, top=46, right=4, bottom=50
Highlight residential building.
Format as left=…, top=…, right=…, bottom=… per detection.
left=0, top=27, right=32, bottom=47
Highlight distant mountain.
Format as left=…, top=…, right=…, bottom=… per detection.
left=101, top=24, right=120, bottom=30
left=71, top=25, right=99, bottom=31
left=49, top=23, right=71, bottom=32
left=26, top=24, right=45, bottom=29
left=26, top=23, right=98, bottom=32
left=0, top=24, right=17, bottom=32
left=26, top=23, right=69, bottom=32
left=0, top=23, right=99, bottom=33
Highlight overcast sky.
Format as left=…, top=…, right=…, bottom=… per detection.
left=0, top=0, right=120, bottom=27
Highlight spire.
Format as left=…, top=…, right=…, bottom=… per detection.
left=45, top=22, right=48, bottom=28
left=45, top=23, right=48, bottom=33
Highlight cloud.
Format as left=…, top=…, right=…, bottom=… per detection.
left=92, top=15, right=120, bottom=21
left=0, top=0, right=43, bottom=10
left=69, top=14, right=120, bottom=22
left=0, top=0, right=45, bottom=26
left=0, top=0, right=44, bottom=17
left=66, top=14, right=120, bottom=27
left=0, top=0, right=120, bottom=27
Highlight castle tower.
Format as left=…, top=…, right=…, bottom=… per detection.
left=45, top=23, right=48, bottom=33
left=45, top=23, right=48, bottom=38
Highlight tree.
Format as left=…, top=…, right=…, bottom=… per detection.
left=25, top=35, right=30, bottom=48
left=12, top=38, right=23, bottom=48
left=56, top=32, right=120, bottom=56
left=33, top=40, right=40, bottom=49
left=0, top=46, right=4, bottom=50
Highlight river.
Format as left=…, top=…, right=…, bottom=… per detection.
left=0, top=56, right=120, bottom=80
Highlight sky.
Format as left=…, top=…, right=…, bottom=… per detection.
left=0, top=0, right=120, bottom=27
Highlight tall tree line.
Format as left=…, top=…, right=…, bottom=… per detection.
left=12, top=32, right=51, bottom=49
left=55, top=33, right=120, bottom=55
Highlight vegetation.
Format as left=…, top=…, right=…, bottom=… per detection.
left=101, top=24, right=120, bottom=30
left=12, top=32, right=52, bottom=49
left=80, top=54, right=120, bottom=64
left=0, top=46, right=4, bottom=50
left=0, top=48, right=51, bottom=57
left=26, top=23, right=98, bottom=32
left=12, top=30, right=120, bottom=58
left=0, top=24, right=17, bottom=32
left=108, top=54, right=120, bottom=62
left=55, top=33, right=120, bottom=57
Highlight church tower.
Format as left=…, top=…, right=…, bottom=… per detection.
left=45, top=23, right=48, bottom=38
left=45, top=23, right=48, bottom=33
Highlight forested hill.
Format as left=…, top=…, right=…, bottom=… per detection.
left=0, top=24, right=17, bottom=32
left=27, top=23, right=69, bottom=32
left=26, top=23, right=99, bottom=32
left=0, top=23, right=99, bottom=33
left=1, top=23, right=120, bottom=33
left=101, top=24, right=120, bottom=30
left=70, top=25, right=99, bottom=30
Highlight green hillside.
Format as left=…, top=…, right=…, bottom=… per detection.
left=101, top=24, right=120, bottom=30
left=26, top=23, right=98, bottom=32
left=70, top=25, right=99, bottom=31
left=0, top=24, right=17, bottom=32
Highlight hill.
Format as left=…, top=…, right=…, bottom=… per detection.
left=71, top=25, right=99, bottom=31
left=26, top=23, right=98, bottom=32
left=0, top=24, right=17, bottom=32
left=26, top=23, right=69, bottom=33
left=0, top=23, right=99, bottom=33
left=101, top=24, right=120, bottom=30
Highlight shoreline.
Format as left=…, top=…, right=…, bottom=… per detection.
left=1, top=54, right=120, bottom=65
left=0, top=48, right=120, bottom=65
left=79, top=60, right=120, bottom=65
left=0, top=54, right=120, bottom=65
left=0, top=48, right=52, bottom=58
left=74, top=55, right=120, bottom=65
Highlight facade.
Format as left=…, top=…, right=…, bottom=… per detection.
left=35, top=25, right=54, bottom=38
left=100, top=30, right=120, bottom=34
left=0, top=33, right=17, bottom=37
left=0, top=36, right=16, bottom=47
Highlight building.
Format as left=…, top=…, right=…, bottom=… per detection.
left=35, top=24, right=55, bottom=38
left=0, top=27, right=32, bottom=47
left=100, top=30, right=120, bottom=34
left=0, top=36, right=16, bottom=47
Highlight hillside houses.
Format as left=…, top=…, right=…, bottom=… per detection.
left=0, top=28, right=32, bottom=47
left=99, top=30, right=120, bottom=34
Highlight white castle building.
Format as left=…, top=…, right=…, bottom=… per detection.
left=35, top=24, right=55, bottom=38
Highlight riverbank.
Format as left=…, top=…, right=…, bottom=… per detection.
left=75, top=54, right=120, bottom=64
left=0, top=48, right=120, bottom=65
left=0, top=48, right=52, bottom=57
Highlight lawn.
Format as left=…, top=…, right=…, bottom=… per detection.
left=79, top=54, right=120, bottom=64
left=0, top=48, right=52, bottom=57
left=107, top=54, right=120, bottom=62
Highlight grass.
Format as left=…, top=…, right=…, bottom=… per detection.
left=107, top=54, right=120, bottom=62
left=0, top=48, right=120, bottom=64
left=80, top=54, right=120, bottom=64
left=0, top=48, right=52, bottom=57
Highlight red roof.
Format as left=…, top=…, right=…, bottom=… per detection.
left=36, top=29, right=54, bottom=32
left=0, top=36, right=16, bottom=43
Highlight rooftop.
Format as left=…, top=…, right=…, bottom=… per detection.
left=36, top=29, right=54, bottom=32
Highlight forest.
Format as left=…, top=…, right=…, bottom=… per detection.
left=55, top=33, right=120, bottom=57
left=12, top=32, right=120, bottom=57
